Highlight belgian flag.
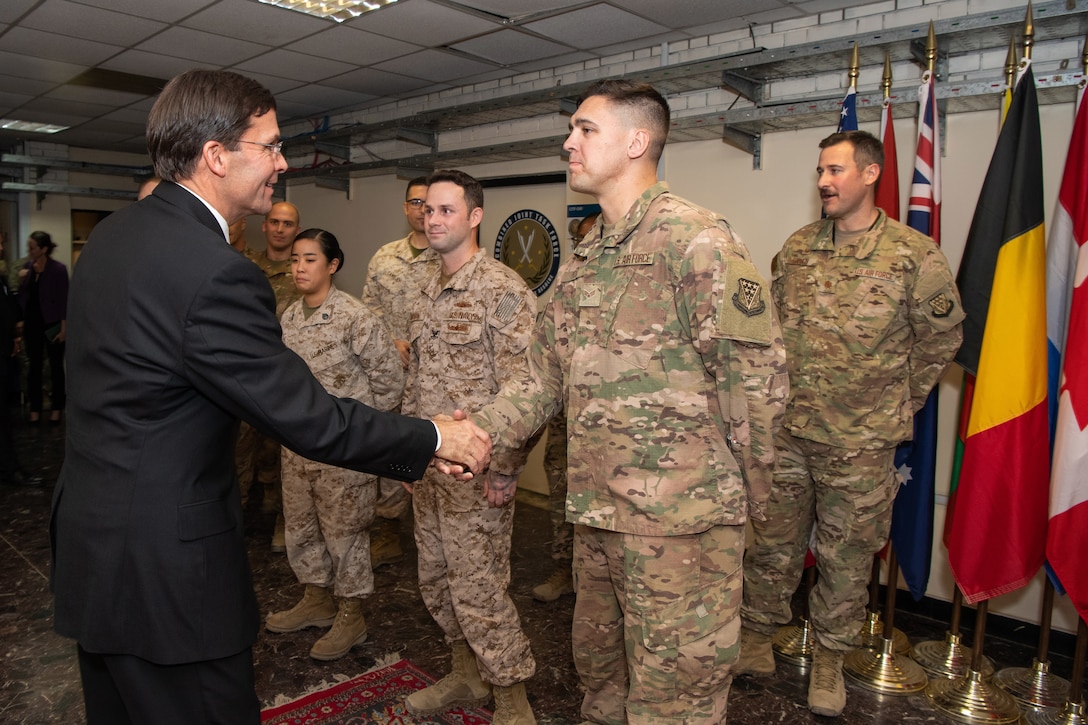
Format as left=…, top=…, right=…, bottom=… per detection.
left=945, top=64, right=1050, bottom=603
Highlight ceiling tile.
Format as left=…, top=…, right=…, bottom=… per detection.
left=346, top=0, right=502, bottom=47
left=524, top=5, right=669, bottom=50
left=286, top=25, right=421, bottom=65
left=609, top=0, right=785, bottom=29
left=456, top=0, right=591, bottom=20
left=20, top=96, right=116, bottom=119
left=0, top=72, right=59, bottom=97
left=321, top=67, right=435, bottom=97
left=23, top=0, right=167, bottom=46
left=507, top=50, right=596, bottom=74
left=0, top=0, right=39, bottom=24
left=97, top=107, right=152, bottom=125
left=234, top=49, right=356, bottom=83
left=182, top=0, right=330, bottom=47
left=44, top=85, right=150, bottom=107
left=593, top=31, right=691, bottom=58
left=0, top=50, right=84, bottom=85
left=276, top=84, right=378, bottom=111
left=72, top=0, right=216, bottom=23
left=452, top=29, right=574, bottom=66
left=136, top=26, right=269, bottom=66
left=0, top=91, right=34, bottom=112
left=0, top=26, right=120, bottom=66
left=372, top=49, right=500, bottom=84
left=101, top=50, right=216, bottom=81
left=234, top=71, right=307, bottom=95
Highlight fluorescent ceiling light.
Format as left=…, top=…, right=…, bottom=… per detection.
left=0, top=119, right=69, bottom=134
left=256, top=0, right=398, bottom=23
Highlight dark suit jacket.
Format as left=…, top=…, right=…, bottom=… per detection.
left=51, top=182, right=436, bottom=665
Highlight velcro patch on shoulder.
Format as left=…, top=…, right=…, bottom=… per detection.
left=718, top=261, right=772, bottom=345
left=493, top=291, right=525, bottom=326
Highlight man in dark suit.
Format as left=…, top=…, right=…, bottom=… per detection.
left=0, top=230, right=41, bottom=487
left=50, top=69, right=491, bottom=725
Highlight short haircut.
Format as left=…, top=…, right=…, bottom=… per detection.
left=819, top=130, right=884, bottom=171
left=293, top=228, right=345, bottom=274
left=147, top=70, right=276, bottom=183
left=426, top=169, right=483, bottom=212
left=406, top=176, right=429, bottom=198
left=579, top=79, right=670, bottom=163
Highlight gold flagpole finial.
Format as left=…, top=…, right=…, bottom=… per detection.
left=849, top=42, right=860, bottom=90
left=1023, top=1, right=1034, bottom=61
left=925, top=21, right=937, bottom=76
left=1005, top=37, right=1018, bottom=89
left=882, top=52, right=893, bottom=99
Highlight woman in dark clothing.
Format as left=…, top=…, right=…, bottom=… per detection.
left=18, top=231, right=68, bottom=424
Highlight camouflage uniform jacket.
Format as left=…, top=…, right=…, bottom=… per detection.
left=361, top=235, right=441, bottom=342
left=474, top=182, right=789, bottom=536
left=281, top=285, right=403, bottom=416
left=404, top=249, right=535, bottom=475
left=244, top=247, right=300, bottom=320
left=772, top=209, right=964, bottom=449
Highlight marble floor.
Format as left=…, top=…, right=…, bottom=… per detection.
left=0, top=418, right=1080, bottom=724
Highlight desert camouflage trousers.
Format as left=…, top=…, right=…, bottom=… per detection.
left=281, top=449, right=377, bottom=599
left=573, top=523, right=744, bottom=725
left=235, top=421, right=281, bottom=508
left=542, top=415, right=572, bottom=564
left=741, top=428, right=899, bottom=651
left=412, top=471, right=536, bottom=686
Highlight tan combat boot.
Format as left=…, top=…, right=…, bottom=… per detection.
left=733, top=627, right=776, bottom=676
left=265, top=585, right=336, bottom=633
left=370, top=518, right=404, bottom=568
left=808, top=641, right=847, bottom=717
left=492, top=681, right=536, bottom=725
left=310, top=598, right=368, bottom=660
left=531, top=566, right=573, bottom=602
left=404, top=640, right=492, bottom=715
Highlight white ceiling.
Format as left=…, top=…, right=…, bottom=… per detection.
left=0, top=0, right=883, bottom=156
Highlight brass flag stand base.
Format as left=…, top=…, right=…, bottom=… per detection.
left=995, top=659, right=1071, bottom=711
left=773, top=566, right=816, bottom=666
left=860, top=610, right=912, bottom=654
left=912, top=587, right=994, bottom=679
left=843, top=546, right=926, bottom=694
left=1021, top=618, right=1088, bottom=725
left=926, top=601, right=1021, bottom=723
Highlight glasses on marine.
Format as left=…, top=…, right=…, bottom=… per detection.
left=238, top=139, right=284, bottom=156
left=405, top=198, right=425, bottom=207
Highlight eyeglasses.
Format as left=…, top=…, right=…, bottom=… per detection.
left=405, top=198, right=425, bottom=207
left=238, top=139, right=284, bottom=156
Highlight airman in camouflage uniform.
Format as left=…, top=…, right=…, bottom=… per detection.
left=473, top=80, right=788, bottom=725
left=360, top=178, right=440, bottom=566
left=237, top=202, right=301, bottom=549
left=737, top=131, right=964, bottom=718
left=529, top=413, right=574, bottom=602
left=402, top=170, right=537, bottom=725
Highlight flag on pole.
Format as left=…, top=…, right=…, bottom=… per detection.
left=1045, top=88, right=1088, bottom=622
left=946, top=63, right=1049, bottom=604
left=890, top=72, right=942, bottom=601
left=838, top=86, right=858, bottom=132
left=874, top=97, right=900, bottom=220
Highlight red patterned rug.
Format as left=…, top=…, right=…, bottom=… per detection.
left=261, top=658, right=493, bottom=724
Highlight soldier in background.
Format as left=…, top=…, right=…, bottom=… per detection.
left=237, top=201, right=301, bottom=551
left=360, top=177, right=440, bottom=567
left=735, top=130, right=964, bottom=718
left=473, top=79, right=788, bottom=725
left=402, top=169, right=537, bottom=724
left=267, top=228, right=402, bottom=661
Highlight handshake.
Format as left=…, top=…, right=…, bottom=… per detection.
left=430, top=410, right=492, bottom=480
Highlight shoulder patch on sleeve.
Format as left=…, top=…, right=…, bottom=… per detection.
left=493, top=290, right=525, bottom=326
left=718, top=260, right=772, bottom=345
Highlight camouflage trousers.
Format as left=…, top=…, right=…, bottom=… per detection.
left=741, top=428, right=899, bottom=651
left=281, top=449, right=377, bottom=599
left=412, top=470, right=536, bottom=686
left=573, top=523, right=744, bottom=725
left=235, top=421, right=281, bottom=508
left=374, top=477, right=411, bottom=519
left=542, top=415, right=573, bottom=564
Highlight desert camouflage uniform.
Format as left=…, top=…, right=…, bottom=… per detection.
left=474, top=182, right=788, bottom=724
left=542, top=413, right=572, bottom=564
left=362, top=235, right=441, bottom=519
left=742, top=209, right=964, bottom=651
left=404, top=249, right=537, bottom=687
left=279, top=286, right=403, bottom=598
left=236, top=250, right=303, bottom=504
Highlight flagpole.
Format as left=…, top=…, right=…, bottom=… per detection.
left=1023, top=617, right=1087, bottom=725
left=993, top=579, right=1072, bottom=710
